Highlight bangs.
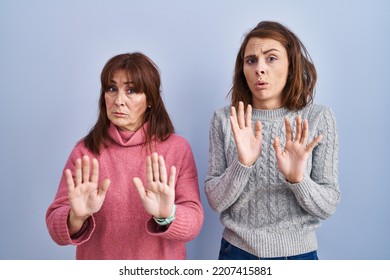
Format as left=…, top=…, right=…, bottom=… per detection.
left=101, top=62, right=144, bottom=93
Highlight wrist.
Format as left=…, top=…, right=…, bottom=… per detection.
left=69, top=210, right=89, bottom=223
left=68, top=210, right=89, bottom=236
left=286, top=175, right=304, bottom=184
left=238, top=158, right=255, bottom=167
left=153, top=204, right=176, bottom=226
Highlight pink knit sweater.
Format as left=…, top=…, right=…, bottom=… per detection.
left=46, top=123, right=204, bottom=259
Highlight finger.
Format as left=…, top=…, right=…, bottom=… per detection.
left=230, top=105, right=237, bottom=121
left=237, top=101, right=245, bottom=129
left=75, top=158, right=82, bottom=186
left=273, top=137, right=283, bottom=156
left=133, top=177, right=146, bottom=200
left=245, top=104, right=252, bottom=127
left=65, top=169, right=75, bottom=194
left=168, top=166, right=176, bottom=189
left=82, top=155, right=90, bottom=183
left=230, top=105, right=240, bottom=137
left=151, top=152, right=160, bottom=182
left=90, top=158, right=99, bottom=183
left=158, top=155, right=167, bottom=184
left=284, top=117, right=293, bottom=142
left=146, top=155, right=153, bottom=182
left=230, top=115, right=238, bottom=138
left=306, top=134, right=323, bottom=152
left=254, top=120, right=262, bottom=140
left=301, top=119, right=309, bottom=144
left=295, top=115, right=302, bottom=142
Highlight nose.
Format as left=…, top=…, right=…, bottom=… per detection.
left=114, top=91, right=125, bottom=106
left=255, top=61, right=265, bottom=76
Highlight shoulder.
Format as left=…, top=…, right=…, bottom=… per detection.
left=210, top=105, right=231, bottom=126
left=62, top=139, right=95, bottom=168
left=301, top=104, right=338, bottom=137
left=165, top=134, right=192, bottom=150
left=160, top=134, right=196, bottom=164
left=69, top=139, right=95, bottom=158
left=301, top=103, right=336, bottom=121
left=213, top=105, right=231, bottom=119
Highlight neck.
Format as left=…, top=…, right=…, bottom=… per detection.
left=252, top=98, right=283, bottom=110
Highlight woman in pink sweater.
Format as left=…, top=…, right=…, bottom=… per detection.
left=46, top=53, right=204, bottom=259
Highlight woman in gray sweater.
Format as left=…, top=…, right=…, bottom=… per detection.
left=205, top=21, right=340, bottom=260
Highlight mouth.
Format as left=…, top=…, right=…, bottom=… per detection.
left=256, top=80, right=268, bottom=86
left=254, top=80, right=268, bottom=90
left=113, top=112, right=127, bottom=117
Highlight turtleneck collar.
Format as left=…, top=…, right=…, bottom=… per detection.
left=108, top=122, right=148, bottom=147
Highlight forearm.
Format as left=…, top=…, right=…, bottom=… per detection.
left=288, top=174, right=340, bottom=219
left=46, top=204, right=76, bottom=245
left=205, top=159, right=252, bottom=213
left=290, top=107, right=340, bottom=219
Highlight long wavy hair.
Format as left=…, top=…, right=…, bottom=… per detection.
left=83, top=52, right=174, bottom=154
left=229, top=21, right=317, bottom=110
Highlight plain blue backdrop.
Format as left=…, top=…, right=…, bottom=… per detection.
left=0, top=0, right=389, bottom=260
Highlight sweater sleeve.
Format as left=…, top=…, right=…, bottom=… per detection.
left=288, top=107, right=341, bottom=220
left=146, top=138, right=204, bottom=242
left=204, top=110, right=253, bottom=213
left=45, top=142, right=96, bottom=246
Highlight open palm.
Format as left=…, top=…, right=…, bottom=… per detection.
left=133, top=153, right=176, bottom=218
left=273, top=116, right=322, bottom=183
left=66, top=155, right=110, bottom=220
left=230, top=101, right=263, bottom=167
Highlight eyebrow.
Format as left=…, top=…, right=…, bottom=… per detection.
left=244, top=48, right=281, bottom=59
left=262, top=48, right=281, bottom=54
left=109, top=79, right=134, bottom=84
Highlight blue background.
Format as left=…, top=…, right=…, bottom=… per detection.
left=0, top=0, right=389, bottom=260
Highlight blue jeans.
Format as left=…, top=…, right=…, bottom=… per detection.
left=218, top=238, right=318, bottom=260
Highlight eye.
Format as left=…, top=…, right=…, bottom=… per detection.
left=106, top=86, right=117, bottom=94
left=246, top=57, right=257, bottom=65
left=266, top=56, right=277, bottom=63
left=126, top=88, right=137, bottom=94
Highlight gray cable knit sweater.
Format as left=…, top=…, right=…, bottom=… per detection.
left=204, top=103, right=340, bottom=258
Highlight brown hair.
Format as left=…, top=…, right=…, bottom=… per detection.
left=229, top=21, right=317, bottom=110
left=83, top=52, right=174, bottom=154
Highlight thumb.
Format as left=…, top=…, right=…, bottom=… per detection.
left=98, top=179, right=110, bottom=199
left=168, top=166, right=176, bottom=189
left=133, top=177, right=146, bottom=200
left=306, top=134, right=323, bottom=152
left=254, top=120, right=262, bottom=140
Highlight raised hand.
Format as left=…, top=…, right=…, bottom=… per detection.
left=273, top=116, right=322, bottom=183
left=230, top=101, right=262, bottom=167
left=65, top=155, right=110, bottom=235
left=133, top=153, right=176, bottom=219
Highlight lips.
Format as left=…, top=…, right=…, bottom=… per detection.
left=256, top=80, right=268, bottom=86
left=254, top=80, right=268, bottom=89
left=113, top=112, right=126, bottom=117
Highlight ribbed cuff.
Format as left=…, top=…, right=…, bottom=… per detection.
left=146, top=204, right=202, bottom=242
left=52, top=207, right=95, bottom=245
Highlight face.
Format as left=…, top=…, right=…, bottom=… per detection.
left=105, top=69, right=148, bottom=131
left=243, top=37, right=289, bottom=109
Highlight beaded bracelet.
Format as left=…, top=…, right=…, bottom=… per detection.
left=153, top=205, right=176, bottom=226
